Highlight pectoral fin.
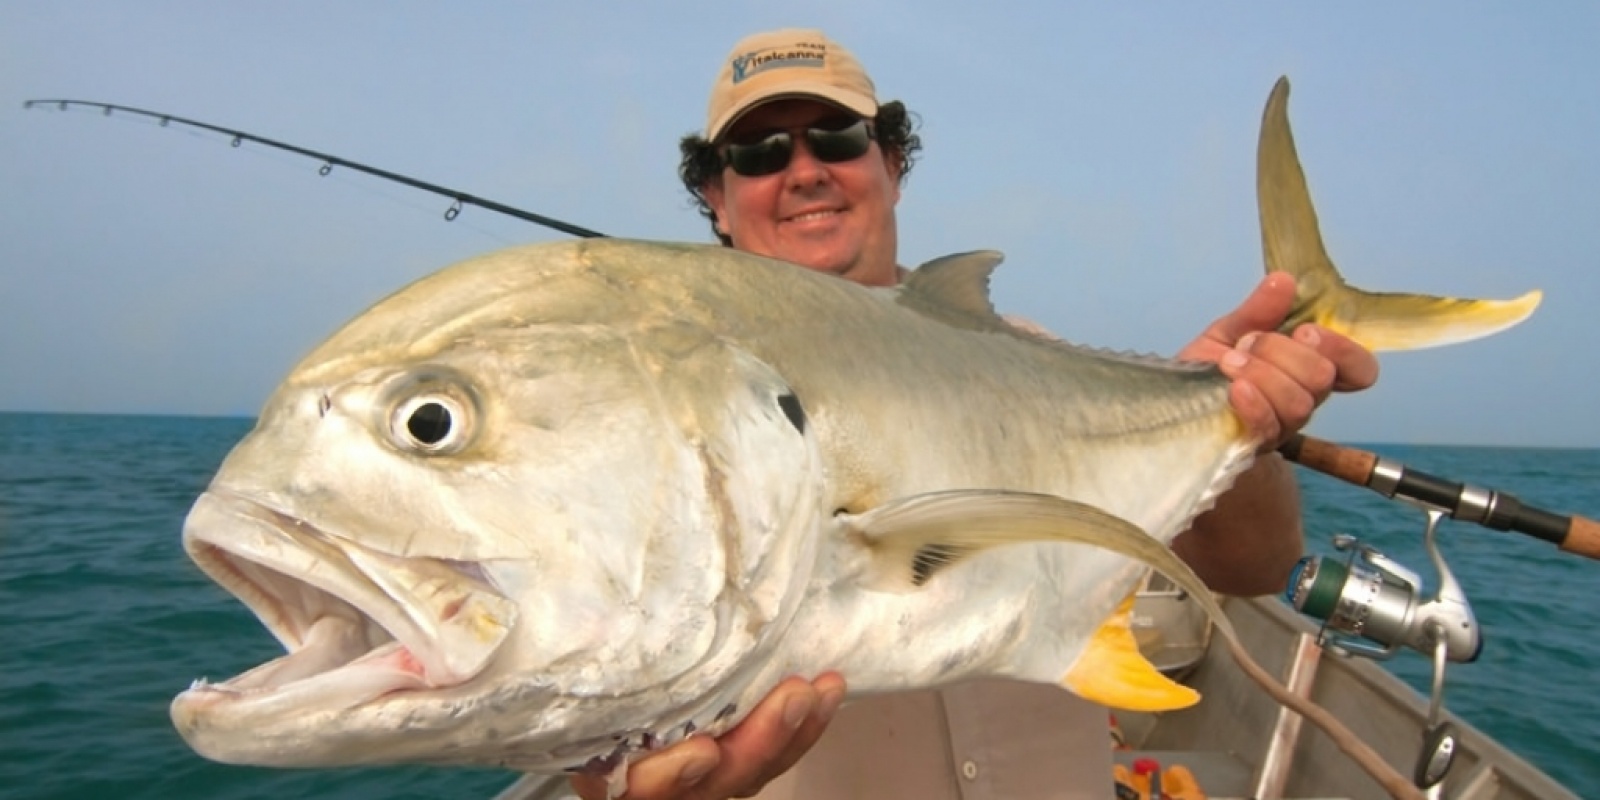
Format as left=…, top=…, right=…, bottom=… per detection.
left=840, top=489, right=1236, bottom=698
left=839, top=490, right=1188, bottom=593
left=1063, top=594, right=1199, bottom=711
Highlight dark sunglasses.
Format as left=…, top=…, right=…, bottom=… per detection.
left=721, top=117, right=876, bottom=177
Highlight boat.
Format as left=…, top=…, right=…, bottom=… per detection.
left=1111, top=577, right=1579, bottom=799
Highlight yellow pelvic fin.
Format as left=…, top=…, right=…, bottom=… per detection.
left=1062, top=594, right=1200, bottom=712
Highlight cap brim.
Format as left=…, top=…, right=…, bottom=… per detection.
left=707, top=82, right=878, bottom=141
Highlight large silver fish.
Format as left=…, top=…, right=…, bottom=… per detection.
left=170, top=78, right=1539, bottom=779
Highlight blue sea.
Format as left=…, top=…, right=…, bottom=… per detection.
left=1, top=411, right=1597, bottom=799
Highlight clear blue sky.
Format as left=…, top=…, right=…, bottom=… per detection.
left=2, top=3, right=1596, bottom=446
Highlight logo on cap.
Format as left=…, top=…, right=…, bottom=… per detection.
left=731, top=43, right=827, bottom=84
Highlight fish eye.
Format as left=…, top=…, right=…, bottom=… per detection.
left=408, top=401, right=452, bottom=443
left=391, top=392, right=473, bottom=455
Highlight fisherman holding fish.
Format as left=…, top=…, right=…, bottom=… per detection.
left=570, top=28, right=1381, bottom=800
left=166, top=24, right=1535, bottom=798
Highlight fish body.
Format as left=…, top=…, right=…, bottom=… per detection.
left=173, top=236, right=1248, bottom=771
left=169, top=78, right=1539, bottom=776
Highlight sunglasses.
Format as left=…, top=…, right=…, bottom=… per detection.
left=721, top=117, right=876, bottom=177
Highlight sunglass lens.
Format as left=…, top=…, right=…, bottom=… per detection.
left=806, top=119, right=872, bottom=163
left=726, top=132, right=793, bottom=177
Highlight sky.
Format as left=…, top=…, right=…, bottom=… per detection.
left=1, top=3, right=1596, bottom=447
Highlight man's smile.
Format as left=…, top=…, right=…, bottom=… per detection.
left=782, top=207, right=846, bottom=226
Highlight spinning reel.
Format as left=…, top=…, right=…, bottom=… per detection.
left=1275, top=434, right=1600, bottom=793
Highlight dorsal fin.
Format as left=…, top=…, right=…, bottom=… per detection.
left=896, top=251, right=1011, bottom=332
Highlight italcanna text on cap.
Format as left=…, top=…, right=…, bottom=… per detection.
left=704, top=28, right=879, bottom=142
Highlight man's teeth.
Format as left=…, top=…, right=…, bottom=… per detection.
left=789, top=210, right=836, bottom=222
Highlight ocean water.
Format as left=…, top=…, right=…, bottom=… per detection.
left=1, top=411, right=1596, bottom=799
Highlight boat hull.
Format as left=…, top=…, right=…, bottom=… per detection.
left=1118, top=593, right=1577, bottom=799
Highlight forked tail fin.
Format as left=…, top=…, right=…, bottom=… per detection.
left=1258, top=77, right=1541, bottom=351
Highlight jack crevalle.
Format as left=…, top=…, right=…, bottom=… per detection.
left=170, top=78, right=1540, bottom=788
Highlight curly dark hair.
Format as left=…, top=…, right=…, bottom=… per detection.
left=677, top=100, right=922, bottom=246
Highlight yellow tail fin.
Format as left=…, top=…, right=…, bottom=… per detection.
left=1258, top=77, right=1541, bottom=351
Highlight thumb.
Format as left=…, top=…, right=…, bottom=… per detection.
left=1203, top=272, right=1297, bottom=345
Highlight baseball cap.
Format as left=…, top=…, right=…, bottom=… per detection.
left=704, top=28, right=879, bottom=142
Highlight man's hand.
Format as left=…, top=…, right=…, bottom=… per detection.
left=1171, top=272, right=1379, bottom=594
left=1179, top=272, right=1378, bottom=449
left=570, top=673, right=846, bottom=800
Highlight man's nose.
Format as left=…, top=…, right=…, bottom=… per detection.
left=783, top=138, right=831, bottom=187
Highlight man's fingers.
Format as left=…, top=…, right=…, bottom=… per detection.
left=736, top=673, right=846, bottom=795
left=1246, top=332, right=1336, bottom=408
left=569, top=735, right=721, bottom=800
left=567, top=674, right=846, bottom=800
left=704, top=677, right=821, bottom=798
left=1294, top=324, right=1379, bottom=392
left=1222, top=358, right=1286, bottom=447
left=1219, top=334, right=1324, bottom=447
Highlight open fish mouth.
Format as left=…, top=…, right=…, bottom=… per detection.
left=173, top=490, right=517, bottom=716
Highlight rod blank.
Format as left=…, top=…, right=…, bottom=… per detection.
left=24, top=98, right=607, bottom=239
left=1280, top=434, right=1600, bottom=561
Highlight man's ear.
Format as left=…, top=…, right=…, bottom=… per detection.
left=701, top=178, right=731, bottom=238
left=885, top=150, right=904, bottom=205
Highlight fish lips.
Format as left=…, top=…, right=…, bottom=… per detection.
left=171, top=490, right=518, bottom=763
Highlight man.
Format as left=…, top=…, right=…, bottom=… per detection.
left=573, top=28, right=1377, bottom=800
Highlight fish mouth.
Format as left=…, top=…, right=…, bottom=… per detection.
left=172, top=490, right=518, bottom=723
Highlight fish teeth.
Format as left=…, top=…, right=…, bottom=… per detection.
left=186, top=676, right=244, bottom=695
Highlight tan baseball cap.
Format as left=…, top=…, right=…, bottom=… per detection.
left=704, top=28, right=878, bottom=142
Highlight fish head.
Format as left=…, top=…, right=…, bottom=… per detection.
left=171, top=244, right=827, bottom=770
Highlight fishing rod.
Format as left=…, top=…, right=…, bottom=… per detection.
left=31, top=98, right=1595, bottom=562
left=22, top=98, right=608, bottom=240
left=1279, top=433, right=1600, bottom=561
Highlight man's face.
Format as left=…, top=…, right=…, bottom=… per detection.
left=703, top=99, right=903, bottom=287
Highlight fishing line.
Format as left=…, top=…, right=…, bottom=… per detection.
left=34, top=103, right=526, bottom=247
left=194, top=133, right=530, bottom=245
left=23, top=99, right=607, bottom=240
